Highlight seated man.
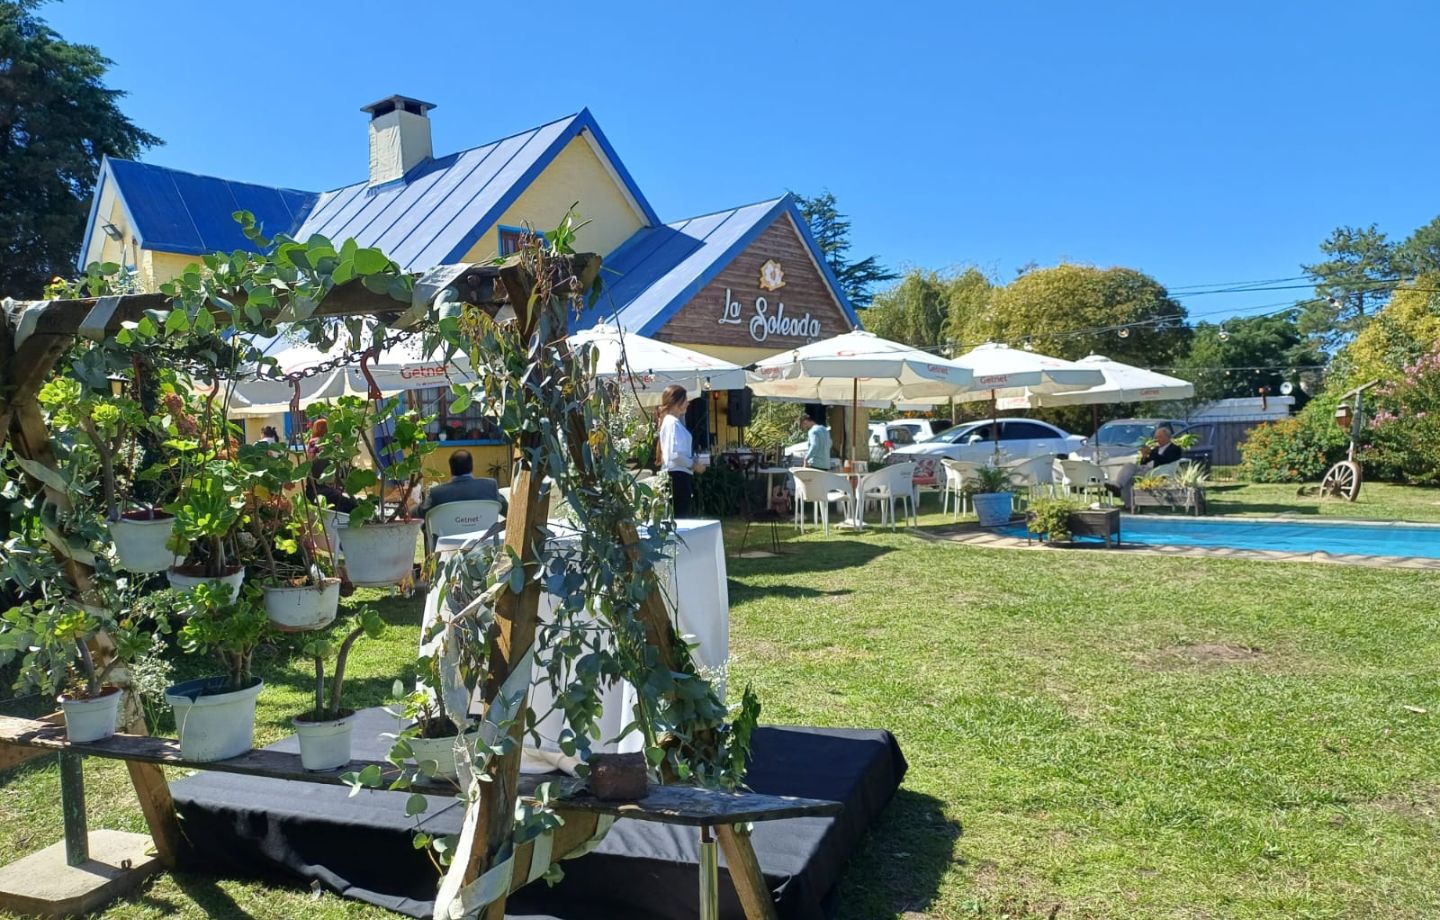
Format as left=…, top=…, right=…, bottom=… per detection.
left=416, top=449, right=507, bottom=518
left=1140, top=425, right=1184, bottom=468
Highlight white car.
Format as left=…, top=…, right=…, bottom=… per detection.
left=887, top=418, right=1087, bottom=487
left=784, top=421, right=928, bottom=465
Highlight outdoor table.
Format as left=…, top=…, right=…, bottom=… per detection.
left=423, top=518, right=730, bottom=773
left=756, top=465, right=793, bottom=504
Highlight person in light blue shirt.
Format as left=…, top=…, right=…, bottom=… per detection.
left=800, top=415, right=832, bottom=469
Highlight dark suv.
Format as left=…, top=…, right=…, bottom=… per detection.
left=1093, top=418, right=1214, bottom=468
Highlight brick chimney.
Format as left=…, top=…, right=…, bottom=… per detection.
left=361, top=95, right=436, bottom=186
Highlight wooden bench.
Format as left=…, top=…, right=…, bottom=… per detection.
left=0, top=714, right=842, bottom=919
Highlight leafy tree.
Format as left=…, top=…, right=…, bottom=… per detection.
left=1298, top=224, right=1398, bottom=350
left=792, top=190, right=897, bottom=308
left=0, top=0, right=159, bottom=298
left=960, top=263, right=1191, bottom=366
left=944, top=267, right=995, bottom=346
left=864, top=269, right=949, bottom=347
left=1177, top=313, right=1322, bottom=402
left=1395, top=216, right=1440, bottom=277
left=1332, top=277, right=1440, bottom=390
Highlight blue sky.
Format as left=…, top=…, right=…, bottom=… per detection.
left=44, top=0, right=1440, bottom=321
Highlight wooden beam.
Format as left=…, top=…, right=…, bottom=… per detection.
left=124, top=762, right=180, bottom=869
left=716, top=824, right=779, bottom=920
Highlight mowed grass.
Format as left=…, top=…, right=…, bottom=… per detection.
left=1205, top=480, right=1440, bottom=523
left=3, top=494, right=1440, bottom=918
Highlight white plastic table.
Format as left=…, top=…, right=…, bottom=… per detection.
left=422, top=519, right=729, bottom=773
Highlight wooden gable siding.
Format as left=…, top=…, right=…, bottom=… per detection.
left=656, top=214, right=854, bottom=350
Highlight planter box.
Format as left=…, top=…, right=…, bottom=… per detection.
left=1025, top=508, right=1122, bottom=548
left=1070, top=508, right=1121, bottom=547
left=1130, top=487, right=1206, bottom=515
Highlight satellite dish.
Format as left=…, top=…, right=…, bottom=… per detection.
left=1280, top=381, right=1294, bottom=396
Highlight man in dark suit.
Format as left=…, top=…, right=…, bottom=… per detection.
left=416, top=450, right=507, bottom=517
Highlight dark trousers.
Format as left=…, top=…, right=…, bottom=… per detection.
left=669, top=470, right=694, bottom=518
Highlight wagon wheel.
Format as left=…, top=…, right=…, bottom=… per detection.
left=1321, top=460, right=1362, bottom=501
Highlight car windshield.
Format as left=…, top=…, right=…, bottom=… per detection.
left=1097, top=423, right=1158, bottom=447
left=928, top=423, right=983, bottom=444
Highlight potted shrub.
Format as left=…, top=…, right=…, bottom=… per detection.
left=388, top=653, right=472, bottom=781
left=244, top=445, right=341, bottom=631
left=293, top=607, right=385, bottom=771
left=166, top=464, right=249, bottom=597
left=965, top=465, right=1017, bottom=527
left=37, top=376, right=175, bottom=572
left=167, top=583, right=271, bottom=762
left=0, top=601, right=159, bottom=742
left=312, top=397, right=436, bottom=587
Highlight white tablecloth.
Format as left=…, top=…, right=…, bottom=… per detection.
left=421, top=518, right=729, bottom=773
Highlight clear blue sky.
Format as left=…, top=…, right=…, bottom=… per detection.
left=44, top=0, right=1440, bottom=321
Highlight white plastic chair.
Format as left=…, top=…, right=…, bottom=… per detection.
left=940, top=459, right=981, bottom=519
left=1005, top=456, right=1058, bottom=507
left=790, top=468, right=854, bottom=535
left=1148, top=461, right=1182, bottom=481
left=859, top=462, right=917, bottom=530
left=425, top=500, right=502, bottom=553
left=1056, top=459, right=1109, bottom=504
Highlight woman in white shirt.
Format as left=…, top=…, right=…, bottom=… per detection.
left=656, top=385, right=705, bottom=516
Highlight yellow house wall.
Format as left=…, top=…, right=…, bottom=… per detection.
left=424, top=444, right=513, bottom=486
left=459, top=134, right=647, bottom=262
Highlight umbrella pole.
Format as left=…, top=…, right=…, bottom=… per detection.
left=851, top=379, right=859, bottom=471
left=1092, top=404, right=1100, bottom=459
left=991, top=389, right=1000, bottom=460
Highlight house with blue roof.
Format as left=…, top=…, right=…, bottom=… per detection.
left=78, top=94, right=860, bottom=447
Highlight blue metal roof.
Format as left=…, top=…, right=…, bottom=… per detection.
left=101, top=158, right=317, bottom=258
left=292, top=108, right=660, bottom=270
left=574, top=194, right=862, bottom=337
left=83, top=108, right=659, bottom=273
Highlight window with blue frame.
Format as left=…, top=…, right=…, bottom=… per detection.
left=498, top=225, right=547, bottom=256
left=413, top=385, right=503, bottom=444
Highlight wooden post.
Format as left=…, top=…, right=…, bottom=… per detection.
left=125, top=762, right=180, bottom=868
left=58, top=752, right=88, bottom=867
left=716, top=824, right=779, bottom=920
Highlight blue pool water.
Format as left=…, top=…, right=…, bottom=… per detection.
left=999, top=515, right=1440, bottom=559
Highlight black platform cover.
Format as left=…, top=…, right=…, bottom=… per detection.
left=170, top=708, right=906, bottom=919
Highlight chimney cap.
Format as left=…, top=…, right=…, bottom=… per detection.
left=361, top=95, right=437, bottom=120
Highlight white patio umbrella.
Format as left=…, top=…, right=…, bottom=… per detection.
left=568, top=324, right=748, bottom=404
left=994, top=354, right=1194, bottom=408
left=229, top=337, right=478, bottom=417
left=748, top=329, right=976, bottom=464
left=950, top=342, right=1106, bottom=452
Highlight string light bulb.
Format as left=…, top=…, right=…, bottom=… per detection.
left=1218, top=326, right=1230, bottom=342
left=1117, top=327, right=1130, bottom=339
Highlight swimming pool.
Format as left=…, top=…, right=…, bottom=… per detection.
left=999, top=515, right=1440, bottom=560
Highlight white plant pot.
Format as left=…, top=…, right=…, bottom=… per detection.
left=338, top=519, right=422, bottom=587
left=166, top=677, right=263, bottom=762
left=323, top=511, right=347, bottom=562
left=263, top=579, right=340, bottom=631
left=59, top=687, right=123, bottom=743
left=407, top=732, right=472, bottom=780
left=973, top=491, right=1014, bottom=528
left=108, top=512, right=177, bottom=573
left=167, top=565, right=246, bottom=600
left=293, top=711, right=355, bottom=771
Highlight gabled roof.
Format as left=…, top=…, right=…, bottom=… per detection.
left=292, top=108, right=659, bottom=270
left=82, top=158, right=317, bottom=265
left=575, top=193, right=862, bottom=336
left=79, top=107, right=658, bottom=273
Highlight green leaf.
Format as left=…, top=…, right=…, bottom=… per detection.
left=193, top=307, right=216, bottom=333
left=164, top=309, right=189, bottom=335
left=136, top=315, right=158, bottom=338
left=405, top=793, right=429, bottom=817
left=353, top=248, right=388, bottom=275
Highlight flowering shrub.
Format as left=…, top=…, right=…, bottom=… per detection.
left=1239, top=406, right=1346, bottom=483
left=1361, top=350, right=1440, bottom=484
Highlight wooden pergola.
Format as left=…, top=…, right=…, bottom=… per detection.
left=0, top=254, right=835, bottom=919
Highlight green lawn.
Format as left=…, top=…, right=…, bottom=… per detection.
left=4, top=491, right=1440, bottom=918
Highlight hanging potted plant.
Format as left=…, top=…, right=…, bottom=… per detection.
left=311, top=396, right=436, bottom=588
left=166, top=582, right=271, bottom=762
left=965, top=465, right=1018, bottom=527
left=387, top=651, right=473, bottom=781
left=37, top=376, right=175, bottom=572
left=243, top=445, right=341, bottom=630
left=165, top=462, right=249, bottom=598
left=292, top=607, right=386, bottom=771
left=0, top=599, right=163, bottom=742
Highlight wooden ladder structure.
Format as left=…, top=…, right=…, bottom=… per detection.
left=0, top=250, right=823, bottom=917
